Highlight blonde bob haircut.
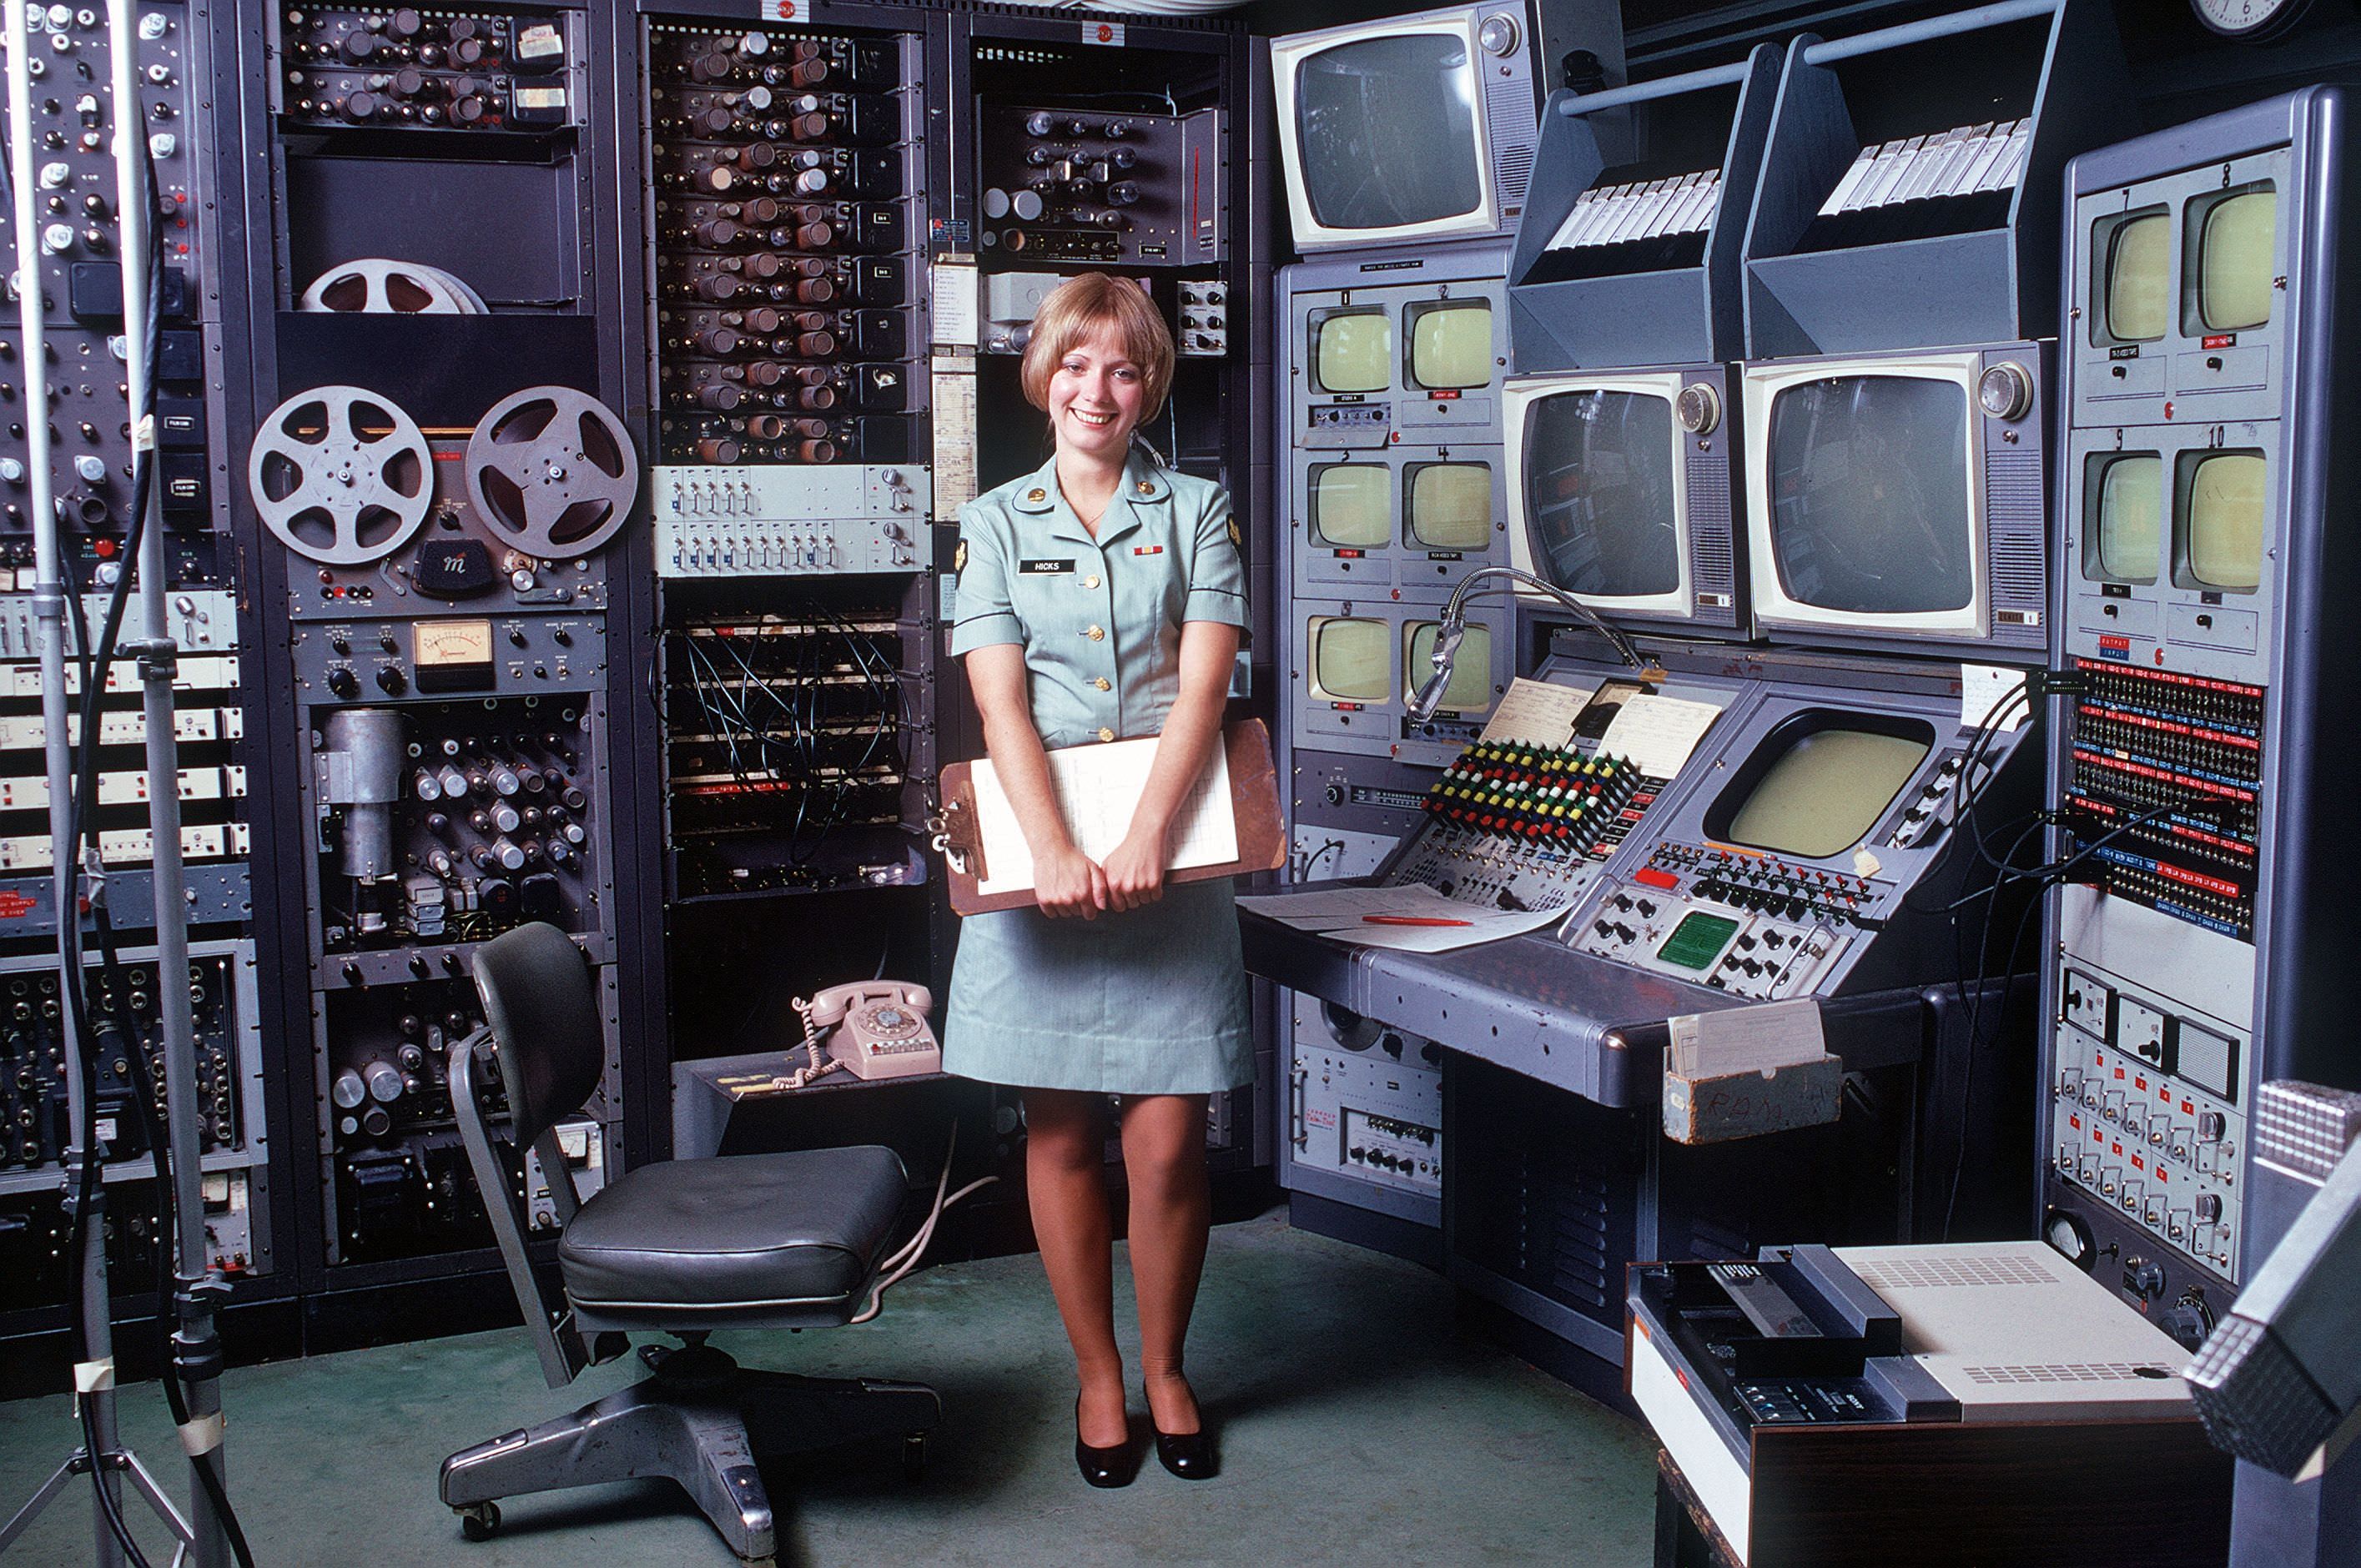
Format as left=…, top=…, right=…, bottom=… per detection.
left=1019, top=272, right=1175, bottom=423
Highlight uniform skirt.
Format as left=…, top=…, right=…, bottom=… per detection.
left=944, top=877, right=1253, bottom=1096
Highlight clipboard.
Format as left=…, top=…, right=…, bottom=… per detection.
left=932, top=719, right=1285, bottom=916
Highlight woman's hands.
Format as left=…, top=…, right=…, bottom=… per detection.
left=1036, top=842, right=1110, bottom=920
left=1101, top=819, right=1170, bottom=912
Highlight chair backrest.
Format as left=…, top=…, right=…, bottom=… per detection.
left=471, top=921, right=605, bottom=1153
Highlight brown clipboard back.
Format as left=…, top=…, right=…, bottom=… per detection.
left=933, top=719, right=1285, bottom=917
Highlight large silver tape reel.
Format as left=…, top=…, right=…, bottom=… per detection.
left=463, top=385, right=640, bottom=559
left=246, top=385, right=435, bottom=565
left=298, top=258, right=488, bottom=314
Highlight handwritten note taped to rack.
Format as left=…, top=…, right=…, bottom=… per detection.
left=1598, top=691, right=1725, bottom=778
left=970, top=736, right=1236, bottom=897
left=1959, top=663, right=2031, bottom=735
left=1480, top=676, right=1598, bottom=750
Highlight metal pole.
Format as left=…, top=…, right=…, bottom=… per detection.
left=1553, top=58, right=1753, bottom=118
left=107, top=3, right=225, bottom=1563
left=1800, top=0, right=2061, bottom=68
left=7, top=2, right=124, bottom=1563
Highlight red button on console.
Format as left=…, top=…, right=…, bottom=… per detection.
left=1634, top=867, right=1679, bottom=891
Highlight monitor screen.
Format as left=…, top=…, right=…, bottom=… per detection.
left=1409, top=301, right=1494, bottom=390
left=2177, top=450, right=2267, bottom=593
left=2085, top=453, right=2160, bottom=585
left=2193, top=183, right=2276, bottom=334
left=1765, top=376, right=1974, bottom=616
left=1313, top=310, right=1392, bottom=394
left=1310, top=464, right=1391, bottom=548
left=1310, top=616, right=1391, bottom=701
left=1524, top=390, right=1679, bottom=599
left=1405, top=621, right=1493, bottom=713
left=1294, top=33, right=1483, bottom=233
left=2102, top=208, right=2169, bottom=343
left=1408, top=463, right=1493, bottom=550
left=1723, top=724, right=1931, bottom=860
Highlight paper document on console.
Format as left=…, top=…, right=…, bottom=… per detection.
left=970, top=736, right=1236, bottom=896
left=1598, top=691, right=1725, bottom=777
left=1667, top=998, right=1826, bottom=1079
left=1480, top=676, right=1598, bottom=749
left=1236, top=882, right=1566, bottom=952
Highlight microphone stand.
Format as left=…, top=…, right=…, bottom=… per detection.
left=1407, top=565, right=1656, bottom=724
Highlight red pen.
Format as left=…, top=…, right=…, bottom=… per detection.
left=1362, top=914, right=1473, bottom=927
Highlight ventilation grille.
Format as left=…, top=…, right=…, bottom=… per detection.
left=1959, top=1362, right=2177, bottom=1385
left=1850, top=1251, right=2058, bottom=1291
left=1486, top=75, right=1536, bottom=216
left=1985, top=443, right=2046, bottom=618
left=1690, top=449, right=1735, bottom=601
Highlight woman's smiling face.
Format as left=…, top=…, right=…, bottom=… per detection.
left=1048, top=326, right=1146, bottom=461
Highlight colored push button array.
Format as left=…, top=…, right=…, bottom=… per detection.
left=1421, top=740, right=1639, bottom=854
left=1684, top=847, right=1875, bottom=926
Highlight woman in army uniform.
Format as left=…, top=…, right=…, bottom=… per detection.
left=945, top=273, right=1248, bottom=1487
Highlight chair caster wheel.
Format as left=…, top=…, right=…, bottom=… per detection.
left=904, top=1432, right=928, bottom=1481
left=456, top=1501, right=501, bottom=1541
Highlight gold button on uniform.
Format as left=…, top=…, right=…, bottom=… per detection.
left=1083, top=575, right=1100, bottom=590
left=1091, top=677, right=1111, bottom=691
left=1098, top=727, right=1116, bottom=742
left=1084, top=625, right=1105, bottom=641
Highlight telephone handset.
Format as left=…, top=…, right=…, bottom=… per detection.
left=807, top=982, right=939, bottom=1081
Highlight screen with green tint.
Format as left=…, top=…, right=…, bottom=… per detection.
left=1311, top=616, right=1390, bottom=701
left=1314, top=311, right=1392, bottom=393
left=1658, top=911, right=1739, bottom=972
left=1726, top=729, right=1930, bottom=859
left=2087, top=453, right=2162, bottom=585
left=2194, top=184, right=2277, bottom=333
left=1311, top=465, right=1391, bottom=547
left=2102, top=209, right=2169, bottom=342
left=1405, top=621, right=1493, bottom=713
left=1410, top=302, right=1493, bottom=389
left=2177, top=450, right=2267, bottom=592
left=1409, top=463, right=1493, bottom=550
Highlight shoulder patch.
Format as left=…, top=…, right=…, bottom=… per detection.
left=953, top=538, right=969, bottom=575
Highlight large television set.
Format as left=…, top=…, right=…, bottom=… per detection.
left=1503, top=364, right=1744, bottom=636
left=1739, top=344, right=2050, bottom=661
left=1271, top=3, right=1541, bottom=252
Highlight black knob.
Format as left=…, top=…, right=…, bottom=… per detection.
left=326, top=667, right=360, bottom=699
left=375, top=666, right=406, bottom=695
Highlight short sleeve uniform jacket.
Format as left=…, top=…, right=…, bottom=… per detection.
left=943, top=447, right=1253, bottom=1095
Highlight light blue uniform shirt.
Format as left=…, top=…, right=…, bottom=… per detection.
left=944, top=447, right=1254, bottom=1095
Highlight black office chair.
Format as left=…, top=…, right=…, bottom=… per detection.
left=438, top=922, right=940, bottom=1564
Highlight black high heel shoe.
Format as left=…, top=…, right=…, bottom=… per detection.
left=1074, top=1396, right=1139, bottom=1489
left=1144, top=1379, right=1217, bottom=1480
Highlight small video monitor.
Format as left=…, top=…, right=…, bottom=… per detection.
left=1312, top=309, right=1392, bottom=394
left=2174, top=450, right=2267, bottom=593
left=1407, top=300, right=1493, bottom=390
left=1308, top=464, right=1392, bottom=549
left=2083, top=452, right=2161, bottom=585
left=1714, top=716, right=1933, bottom=860
left=1307, top=616, right=1392, bottom=702
left=2099, top=206, right=2170, bottom=343
left=2188, top=182, right=2277, bottom=334
left=1765, top=375, right=1973, bottom=616
left=1407, top=461, right=1493, bottom=551
left=1523, top=389, right=1679, bottom=599
left=1403, top=620, right=1493, bottom=714
left=1291, top=31, right=1485, bottom=233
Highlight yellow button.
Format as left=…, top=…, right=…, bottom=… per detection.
left=1084, top=625, right=1105, bottom=641
left=1083, top=575, right=1101, bottom=590
left=1098, top=727, right=1116, bottom=742
left=1092, top=677, right=1111, bottom=691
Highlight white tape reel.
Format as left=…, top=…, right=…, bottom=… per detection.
left=298, top=259, right=489, bottom=315
left=464, top=386, right=640, bottom=558
left=246, top=385, right=435, bottom=565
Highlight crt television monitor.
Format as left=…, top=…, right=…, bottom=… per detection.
left=1703, top=711, right=1936, bottom=862
left=1503, top=367, right=1744, bottom=634
left=1740, top=347, right=2049, bottom=658
left=1306, top=615, right=1392, bottom=705
left=1271, top=3, right=1540, bottom=251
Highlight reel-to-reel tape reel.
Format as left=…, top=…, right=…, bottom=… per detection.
left=248, top=382, right=640, bottom=616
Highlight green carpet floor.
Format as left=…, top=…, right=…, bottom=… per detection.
left=0, top=1211, right=1657, bottom=1566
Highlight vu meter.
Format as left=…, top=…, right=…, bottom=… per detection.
left=413, top=619, right=495, bottom=691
